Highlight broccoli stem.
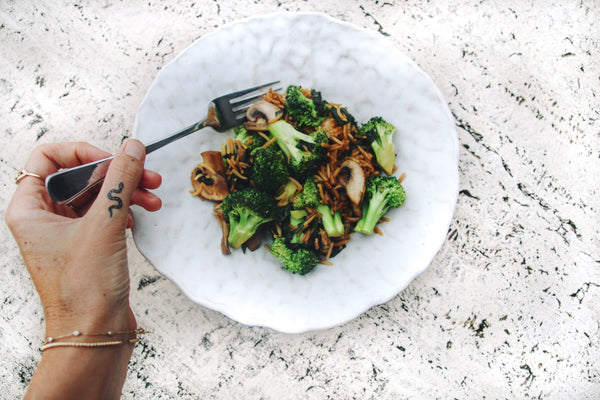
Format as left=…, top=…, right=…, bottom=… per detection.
left=268, top=120, right=315, bottom=163
left=289, top=209, right=308, bottom=229
left=372, top=140, right=395, bottom=176
left=353, top=190, right=389, bottom=235
left=317, top=204, right=344, bottom=237
left=228, top=211, right=268, bottom=249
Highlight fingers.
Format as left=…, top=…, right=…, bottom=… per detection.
left=126, top=187, right=162, bottom=229
left=139, top=169, right=162, bottom=190
left=27, top=142, right=111, bottom=178
left=86, top=139, right=146, bottom=228
left=69, top=169, right=162, bottom=215
left=9, top=140, right=162, bottom=230
left=131, top=188, right=162, bottom=212
left=130, top=169, right=162, bottom=211
left=126, top=209, right=134, bottom=229
left=10, top=142, right=113, bottom=213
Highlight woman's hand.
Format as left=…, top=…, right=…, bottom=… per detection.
left=5, top=140, right=162, bottom=400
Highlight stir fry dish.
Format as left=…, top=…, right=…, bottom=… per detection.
left=190, top=85, right=406, bottom=275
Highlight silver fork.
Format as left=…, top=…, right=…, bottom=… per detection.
left=45, top=81, right=280, bottom=205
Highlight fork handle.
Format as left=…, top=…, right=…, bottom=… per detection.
left=45, top=156, right=114, bottom=205
left=45, top=120, right=207, bottom=205
left=144, top=119, right=206, bottom=154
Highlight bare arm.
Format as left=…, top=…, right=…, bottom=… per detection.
left=5, top=140, right=162, bottom=399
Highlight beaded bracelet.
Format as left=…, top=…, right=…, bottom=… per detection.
left=40, top=328, right=147, bottom=352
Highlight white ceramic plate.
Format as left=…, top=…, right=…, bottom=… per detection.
left=131, top=12, right=458, bottom=333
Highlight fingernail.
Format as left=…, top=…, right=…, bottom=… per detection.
left=123, top=139, right=145, bottom=161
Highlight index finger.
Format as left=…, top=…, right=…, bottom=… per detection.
left=10, top=142, right=113, bottom=214
left=26, top=142, right=112, bottom=178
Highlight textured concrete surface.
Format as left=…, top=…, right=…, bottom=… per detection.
left=1, top=1, right=598, bottom=399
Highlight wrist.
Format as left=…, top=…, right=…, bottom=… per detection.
left=26, top=308, right=139, bottom=400
left=43, top=301, right=135, bottom=341
left=28, top=339, right=135, bottom=400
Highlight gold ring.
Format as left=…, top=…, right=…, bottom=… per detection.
left=15, top=169, right=45, bottom=184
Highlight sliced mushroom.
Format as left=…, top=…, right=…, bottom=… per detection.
left=337, top=159, right=366, bottom=206
left=246, top=100, right=279, bottom=122
left=213, top=204, right=231, bottom=255
left=244, top=119, right=270, bottom=131
left=190, top=151, right=229, bottom=201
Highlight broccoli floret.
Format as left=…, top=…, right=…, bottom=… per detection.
left=288, top=209, right=311, bottom=244
left=251, top=145, right=289, bottom=194
left=310, top=129, right=329, bottom=154
left=292, top=178, right=343, bottom=238
left=289, top=209, right=308, bottom=230
left=269, top=237, right=319, bottom=275
left=268, top=120, right=328, bottom=178
left=234, top=124, right=266, bottom=153
left=354, top=175, right=406, bottom=235
left=268, top=120, right=314, bottom=160
left=288, top=178, right=319, bottom=243
left=296, top=128, right=328, bottom=177
left=359, top=116, right=397, bottom=175
left=317, top=204, right=344, bottom=237
left=284, top=85, right=324, bottom=128
left=234, top=125, right=250, bottom=144
left=275, top=178, right=300, bottom=206
left=220, top=188, right=279, bottom=249
left=293, top=177, right=320, bottom=209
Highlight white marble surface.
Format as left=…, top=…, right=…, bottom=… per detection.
left=1, top=1, right=598, bottom=399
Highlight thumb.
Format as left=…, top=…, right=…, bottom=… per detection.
left=87, top=139, right=146, bottom=228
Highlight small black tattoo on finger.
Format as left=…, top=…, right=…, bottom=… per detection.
left=107, top=182, right=124, bottom=218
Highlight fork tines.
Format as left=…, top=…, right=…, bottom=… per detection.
left=211, top=80, right=281, bottom=127
left=229, top=80, right=281, bottom=112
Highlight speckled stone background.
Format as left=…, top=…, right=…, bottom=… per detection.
left=1, top=1, right=598, bottom=399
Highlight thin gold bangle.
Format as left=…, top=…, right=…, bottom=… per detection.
left=40, top=338, right=139, bottom=352
left=40, top=328, right=147, bottom=351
